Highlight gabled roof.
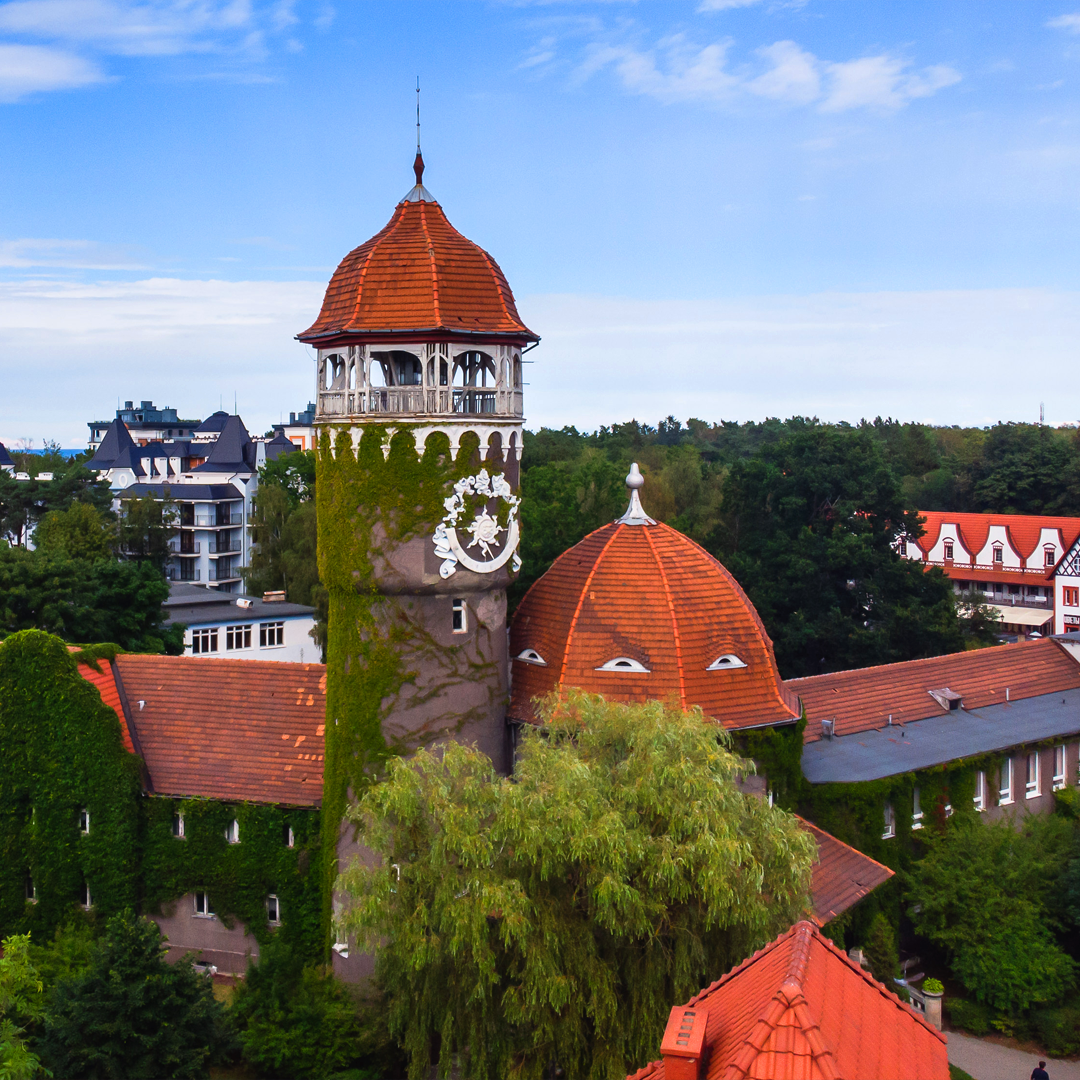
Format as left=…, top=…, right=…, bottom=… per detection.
left=86, top=418, right=138, bottom=471
left=0, top=442, right=13, bottom=468
left=265, top=431, right=298, bottom=462
left=509, top=519, right=800, bottom=731
left=628, top=921, right=948, bottom=1080
left=81, top=654, right=326, bottom=806
left=192, top=415, right=254, bottom=473
left=914, top=510, right=1080, bottom=562
left=798, top=816, right=894, bottom=925
left=298, top=157, right=537, bottom=346
left=788, top=637, right=1080, bottom=743
left=194, top=410, right=232, bottom=434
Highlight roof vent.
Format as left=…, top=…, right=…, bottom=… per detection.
left=236, top=598, right=253, bottom=609
left=597, top=656, right=651, bottom=673
left=929, top=688, right=962, bottom=712
left=707, top=653, right=746, bottom=671
left=516, top=648, right=547, bottom=667
left=821, top=718, right=835, bottom=739
left=262, top=591, right=286, bottom=603
left=660, top=1006, right=707, bottom=1080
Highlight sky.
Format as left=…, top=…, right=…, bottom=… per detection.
left=3, top=1, right=1080, bottom=445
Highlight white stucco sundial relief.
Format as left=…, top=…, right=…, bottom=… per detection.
left=433, top=468, right=521, bottom=578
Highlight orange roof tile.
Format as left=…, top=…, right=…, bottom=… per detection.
left=77, top=658, right=136, bottom=755
left=798, top=816, right=894, bottom=925
left=627, top=921, right=948, bottom=1080
left=788, top=637, right=1080, bottom=744
left=509, top=521, right=800, bottom=731
left=915, top=510, right=1080, bottom=562
left=298, top=188, right=537, bottom=346
left=82, top=655, right=327, bottom=806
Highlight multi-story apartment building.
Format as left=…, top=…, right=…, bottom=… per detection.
left=271, top=402, right=317, bottom=451
left=88, top=400, right=201, bottom=450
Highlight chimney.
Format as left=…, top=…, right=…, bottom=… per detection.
left=262, top=590, right=286, bottom=603
left=660, top=1006, right=707, bottom=1080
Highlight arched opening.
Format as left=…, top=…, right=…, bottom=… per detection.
left=513, top=354, right=522, bottom=389
left=324, top=354, right=345, bottom=390
left=368, top=357, right=389, bottom=387
left=347, top=360, right=357, bottom=390
left=391, top=351, right=422, bottom=386
left=453, top=351, right=496, bottom=387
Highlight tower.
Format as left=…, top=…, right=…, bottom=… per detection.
left=297, top=150, right=538, bottom=936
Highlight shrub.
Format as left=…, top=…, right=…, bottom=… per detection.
left=863, top=912, right=899, bottom=987
left=922, top=978, right=944, bottom=994
left=946, top=998, right=992, bottom=1036
left=1030, top=1000, right=1080, bottom=1058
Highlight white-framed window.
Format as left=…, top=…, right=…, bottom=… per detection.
left=191, top=627, right=218, bottom=654
left=1054, top=745, right=1067, bottom=791
left=1026, top=752, right=1041, bottom=798
left=452, top=599, right=467, bottom=633
left=226, top=624, right=251, bottom=650
left=81, top=880, right=92, bottom=910
left=25, top=874, right=36, bottom=903
left=993, top=545, right=1003, bottom=564
left=194, top=891, right=214, bottom=917
left=259, top=621, right=285, bottom=648
left=267, top=894, right=281, bottom=925
left=882, top=802, right=896, bottom=839
left=79, top=808, right=90, bottom=834
left=285, top=825, right=295, bottom=848
left=1046, top=547, right=1057, bottom=567
left=898, top=538, right=907, bottom=556
left=999, top=758, right=1014, bottom=805
left=225, top=819, right=240, bottom=844
left=974, top=771, right=986, bottom=812
left=943, top=541, right=954, bottom=560
left=912, top=786, right=923, bottom=830
left=172, top=812, right=185, bottom=838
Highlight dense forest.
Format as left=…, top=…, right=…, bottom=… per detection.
left=246, top=416, right=1077, bottom=679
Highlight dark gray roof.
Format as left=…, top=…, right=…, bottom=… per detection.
left=265, top=432, right=298, bottom=462
left=163, top=583, right=314, bottom=626
left=124, top=483, right=243, bottom=501
left=193, top=415, right=255, bottom=473
left=194, top=411, right=232, bottom=434
left=802, top=688, right=1080, bottom=783
left=87, top=418, right=138, bottom=471
left=0, top=442, right=13, bottom=467
left=131, top=441, right=192, bottom=458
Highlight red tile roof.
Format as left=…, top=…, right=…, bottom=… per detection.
left=93, top=655, right=327, bottom=806
left=627, top=921, right=948, bottom=1080
left=798, top=816, right=894, bottom=926
left=297, top=194, right=537, bottom=345
left=788, top=637, right=1080, bottom=744
left=77, top=658, right=136, bottom=755
left=509, top=521, right=800, bottom=731
left=914, top=510, right=1080, bottom=564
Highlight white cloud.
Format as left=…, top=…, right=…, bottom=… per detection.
left=1047, top=13, right=1080, bottom=32
left=747, top=39, right=819, bottom=103
left=0, top=237, right=151, bottom=268
left=698, top=0, right=762, bottom=10
left=592, top=35, right=739, bottom=103
left=821, top=55, right=960, bottom=112
left=0, top=43, right=103, bottom=99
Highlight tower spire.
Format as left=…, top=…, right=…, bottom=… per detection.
left=413, top=76, right=424, bottom=185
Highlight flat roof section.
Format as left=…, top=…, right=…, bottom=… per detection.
left=802, top=687, right=1080, bottom=784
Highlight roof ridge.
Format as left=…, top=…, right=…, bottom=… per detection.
left=794, top=814, right=895, bottom=892
left=643, top=526, right=687, bottom=710
left=558, top=524, right=624, bottom=689
left=686, top=922, right=802, bottom=1009
left=418, top=201, right=442, bottom=327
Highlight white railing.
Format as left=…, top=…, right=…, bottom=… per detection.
left=317, top=387, right=523, bottom=419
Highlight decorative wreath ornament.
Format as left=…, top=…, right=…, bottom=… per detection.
left=433, top=469, right=521, bottom=579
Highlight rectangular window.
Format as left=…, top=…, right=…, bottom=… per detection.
left=1046, top=548, right=1057, bottom=567
left=974, top=770, right=986, bottom=811
left=1054, top=745, right=1067, bottom=791
left=1009, top=584, right=1021, bottom=595
left=943, top=541, right=954, bottom=560
left=191, top=627, right=218, bottom=654
left=912, top=787, right=923, bottom=830
left=898, top=539, right=907, bottom=556
left=999, top=758, right=1013, bottom=805
left=259, top=621, right=285, bottom=647
left=452, top=598, right=467, bottom=633
left=267, top=895, right=281, bottom=925
left=172, top=812, right=185, bottom=838
left=194, top=891, right=214, bottom=917
left=226, top=624, right=251, bottom=650
left=882, top=802, right=896, bottom=839
left=25, top=874, right=36, bottom=903
left=225, top=819, right=240, bottom=844
left=79, top=808, right=90, bottom=834
left=1065, top=587, right=1080, bottom=608
left=285, top=825, right=295, bottom=848
left=81, top=880, right=92, bottom=910
left=1026, top=752, right=1041, bottom=798
left=993, top=546, right=1003, bottom=563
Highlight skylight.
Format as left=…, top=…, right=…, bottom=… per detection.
left=516, top=648, right=547, bottom=666
left=596, top=657, right=650, bottom=673
left=707, top=654, right=747, bottom=671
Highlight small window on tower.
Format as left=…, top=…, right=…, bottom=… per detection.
left=452, top=599, right=467, bottom=634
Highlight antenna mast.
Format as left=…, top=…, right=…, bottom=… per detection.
left=416, top=76, right=421, bottom=152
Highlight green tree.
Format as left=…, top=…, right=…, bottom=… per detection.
left=0, top=463, right=110, bottom=548
left=33, top=504, right=114, bottom=561
left=908, top=815, right=1076, bottom=1014
left=340, top=692, right=815, bottom=1080
left=39, top=912, right=233, bottom=1080
left=862, top=912, right=899, bottom=987
left=115, top=493, right=176, bottom=568
left=0, top=933, right=47, bottom=1080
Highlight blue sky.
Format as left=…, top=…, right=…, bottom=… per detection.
left=4, top=1, right=1080, bottom=444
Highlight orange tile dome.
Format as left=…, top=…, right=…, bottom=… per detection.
left=298, top=153, right=537, bottom=347
left=509, top=473, right=799, bottom=731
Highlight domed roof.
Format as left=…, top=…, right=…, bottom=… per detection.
left=298, top=154, right=537, bottom=347
left=509, top=475, right=799, bottom=731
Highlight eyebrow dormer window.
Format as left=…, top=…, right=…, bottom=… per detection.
left=596, top=657, right=650, bottom=673
left=516, top=649, right=547, bottom=666
left=707, top=654, right=747, bottom=671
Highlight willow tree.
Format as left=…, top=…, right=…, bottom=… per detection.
left=338, top=692, right=814, bottom=1080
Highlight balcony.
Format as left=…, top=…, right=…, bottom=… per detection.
left=208, top=540, right=241, bottom=555
left=179, top=514, right=244, bottom=528
left=208, top=565, right=240, bottom=583
left=168, top=540, right=201, bottom=556
left=167, top=567, right=201, bottom=582
left=317, top=387, right=523, bottom=420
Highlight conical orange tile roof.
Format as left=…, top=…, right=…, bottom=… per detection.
left=298, top=155, right=537, bottom=346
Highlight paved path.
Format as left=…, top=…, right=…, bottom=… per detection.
left=948, top=1031, right=1080, bottom=1080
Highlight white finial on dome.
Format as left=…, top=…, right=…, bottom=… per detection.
left=616, top=462, right=656, bottom=526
